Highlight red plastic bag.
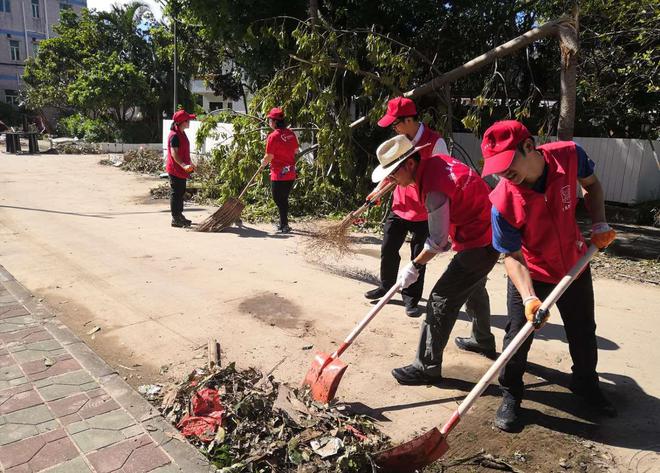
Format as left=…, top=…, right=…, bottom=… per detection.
left=176, top=388, right=225, bottom=442
left=177, top=415, right=220, bottom=442
left=192, top=388, right=223, bottom=417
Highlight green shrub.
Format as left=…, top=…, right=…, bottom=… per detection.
left=58, top=114, right=118, bottom=142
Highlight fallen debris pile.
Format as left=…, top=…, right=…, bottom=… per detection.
left=55, top=141, right=102, bottom=154
left=121, top=148, right=164, bottom=174
left=154, top=362, right=391, bottom=472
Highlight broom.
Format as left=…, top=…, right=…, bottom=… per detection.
left=306, top=181, right=396, bottom=255
left=196, top=144, right=320, bottom=233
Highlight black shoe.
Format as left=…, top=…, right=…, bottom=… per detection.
left=181, top=215, right=192, bottom=226
left=454, top=337, right=497, bottom=359
left=391, top=365, right=443, bottom=386
left=279, top=224, right=292, bottom=234
left=364, top=287, right=387, bottom=300
left=494, top=397, right=521, bottom=432
left=570, top=384, right=618, bottom=418
left=171, top=218, right=186, bottom=228
left=404, top=304, right=424, bottom=318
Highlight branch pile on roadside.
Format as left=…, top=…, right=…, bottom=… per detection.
left=152, top=362, right=391, bottom=472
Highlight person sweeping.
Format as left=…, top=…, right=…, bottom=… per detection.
left=480, top=120, right=617, bottom=431
left=371, top=135, right=499, bottom=386
left=166, top=109, right=196, bottom=228
left=262, top=107, right=299, bottom=233
left=364, top=97, right=448, bottom=317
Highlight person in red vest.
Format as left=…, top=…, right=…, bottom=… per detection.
left=371, top=134, right=500, bottom=385
left=262, top=107, right=299, bottom=233
left=364, top=97, right=448, bottom=318
left=481, top=120, right=617, bottom=431
left=166, top=109, right=196, bottom=228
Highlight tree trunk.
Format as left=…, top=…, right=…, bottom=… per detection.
left=405, top=17, right=571, bottom=100
left=308, top=0, right=318, bottom=25
left=556, top=10, right=579, bottom=140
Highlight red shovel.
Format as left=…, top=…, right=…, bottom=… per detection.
left=375, top=244, right=599, bottom=472
left=303, top=283, right=402, bottom=403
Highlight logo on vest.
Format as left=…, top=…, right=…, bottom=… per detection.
left=560, top=185, right=571, bottom=211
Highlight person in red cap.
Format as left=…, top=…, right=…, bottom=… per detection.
left=166, top=109, right=196, bottom=227
left=481, top=120, right=617, bottom=431
left=262, top=107, right=299, bottom=233
left=371, top=133, right=500, bottom=386
left=365, top=97, right=453, bottom=319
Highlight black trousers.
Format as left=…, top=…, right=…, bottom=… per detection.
left=271, top=180, right=294, bottom=228
left=499, top=266, right=599, bottom=402
left=413, top=245, right=499, bottom=375
left=169, top=174, right=187, bottom=218
left=379, top=211, right=430, bottom=306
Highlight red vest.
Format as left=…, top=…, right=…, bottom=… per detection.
left=415, top=154, right=492, bottom=252
left=489, top=141, right=587, bottom=284
left=166, top=129, right=192, bottom=179
left=266, top=128, right=298, bottom=181
left=391, top=125, right=441, bottom=222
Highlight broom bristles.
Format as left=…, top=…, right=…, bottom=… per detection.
left=303, top=218, right=356, bottom=256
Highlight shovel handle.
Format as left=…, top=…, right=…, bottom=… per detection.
left=441, top=244, right=599, bottom=434
left=331, top=283, right=402, bottom=359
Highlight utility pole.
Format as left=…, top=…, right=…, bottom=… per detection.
left=172, top=0, right=178, bottom=114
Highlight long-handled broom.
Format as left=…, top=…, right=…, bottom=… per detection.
left=306, top=181, right=396, bottom=255
left=196, top=144, right=320, bottom=233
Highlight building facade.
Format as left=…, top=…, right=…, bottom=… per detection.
left=0, top=0, right=86, bottom=105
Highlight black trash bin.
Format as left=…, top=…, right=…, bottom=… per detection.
left=27, top=133, right=39, bottom=154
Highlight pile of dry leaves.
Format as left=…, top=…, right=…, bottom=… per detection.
left=153, top=362, right=391, bottom=472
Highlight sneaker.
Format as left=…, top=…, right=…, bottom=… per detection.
left=279, top=224, right=292, bottom=234
left=454, top=337, right=497, bottom=359
left=570, top=384, right=618, bottom=418
left=171, top=218, right=188, bottom=228
left=494, top=397, right=521, bottom=432
left=391, top=364, right=443, bottom=386
left=181, top=215, right=192, bottom=226
left=364, top=287, right=387, bottom=300
left=404, top=304, right=424, bottom=318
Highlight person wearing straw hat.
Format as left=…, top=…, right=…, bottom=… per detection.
left=262, top=107, right=299, bottom=233
left=480, top=120, right=617, bottom=431
left=166, top=109, right=196, bottom=228
left=372, top=134, right=500, bottom=386
left=364, top=97, right=449, bottom=318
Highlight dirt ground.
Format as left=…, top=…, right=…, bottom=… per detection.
left=1, top=153, right=659, bottom=472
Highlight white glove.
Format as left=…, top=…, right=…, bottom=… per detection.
left=397, top=262, right=419, bottom=289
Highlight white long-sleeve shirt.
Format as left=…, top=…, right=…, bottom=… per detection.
left=424, top=191, right=451, bottom=253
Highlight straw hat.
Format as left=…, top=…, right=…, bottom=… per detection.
left=371, top=135, right=430, bottom=183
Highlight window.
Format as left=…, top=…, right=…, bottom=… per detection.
left=59, top=2, right=71, bottom=11
left=5, top=90, right=19, bottom=106
left=31, top=0, right=39, bottom=18
left=209, top=102, right=222, bottom=111
left=0, top=0, right=11, bottom=13
left=32, top=40, right=39, bottom=55
left=9, top=40, right=20, bottom=61
left=227, top=102, right=233, bottom=110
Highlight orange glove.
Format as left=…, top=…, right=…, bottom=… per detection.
left=591, top=222, right=616, bottom=249
left=524, top=296, right=549, bottom=329
left=183, top=164, right=195, bottom=174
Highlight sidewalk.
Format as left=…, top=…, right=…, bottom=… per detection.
left=0, top=265, right=212, bottom=473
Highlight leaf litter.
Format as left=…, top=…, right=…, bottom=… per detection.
left=150, top=362, right=391, bottom=472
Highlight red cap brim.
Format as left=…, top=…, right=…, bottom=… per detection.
left=481, top=150, right=516, bottom=177
left=377, top=113, right=396, bottom=128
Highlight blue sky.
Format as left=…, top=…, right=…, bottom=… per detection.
left=87, top=0, right=163, bottom=20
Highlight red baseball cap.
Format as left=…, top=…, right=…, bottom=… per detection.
left=377, top=97, right=417, bottom=127
left=172, top=110, right=196, bottom=124
left=267, top=107, right=284, bottom=120
left=480, top=120, right=532, bottom=176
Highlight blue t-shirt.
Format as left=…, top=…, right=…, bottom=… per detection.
left=491, top=144, right=594, bottom=254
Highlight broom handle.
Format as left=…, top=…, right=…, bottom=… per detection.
left=238, top=163, right=267, bottom=200
left=341, top=181, right=397, bottom=225
left=331, top=282, right=401, bottom=359
left=440, top=244, right=599, bottom=436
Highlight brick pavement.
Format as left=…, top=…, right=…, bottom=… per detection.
left=0, top=265, right=213, bottom=473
